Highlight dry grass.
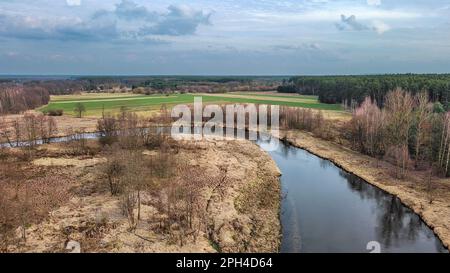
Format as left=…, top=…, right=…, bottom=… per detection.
left=1, top=138, right=281, bottom=253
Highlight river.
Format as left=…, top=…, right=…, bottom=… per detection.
left=256, top=136, right=447, bottom=253
left=1, top=130, right=447, bottom=253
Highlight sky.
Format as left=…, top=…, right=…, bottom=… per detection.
left=0, top=0, right=449, bottom=75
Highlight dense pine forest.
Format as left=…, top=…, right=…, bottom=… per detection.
left=278, top=74, right=450, bottom=109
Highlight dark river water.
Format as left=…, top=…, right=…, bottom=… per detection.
left=1, top=130, right=447, bottom=253
left=255, top=136, right=448, bottom=253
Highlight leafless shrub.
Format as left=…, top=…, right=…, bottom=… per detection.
left=121, top=190, right=138, bottom=230
left=103, top=146, right=127, bottom=195
left=117, top=111, right=141, bottom=149
left=103, top=147, right=156, bottom=229
left=152, top=166, right=209, bottom=246
left=153, top=137, right=176, bottom=178
left=97, top=114, right=118, bottom=146
left=280, top=107, right=332, bottom=140
left=45, top=109, right=64, bottom=116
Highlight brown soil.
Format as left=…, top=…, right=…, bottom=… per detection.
left=4, top=139, right=281, bottom=253
left=278, top=129, right=450, bottom=249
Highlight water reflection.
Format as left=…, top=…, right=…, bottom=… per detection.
left=256, top=137, right=447, bottom=253
left=339, top=170, right=445, bottom=251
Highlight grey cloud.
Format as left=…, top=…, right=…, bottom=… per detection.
left=273, top=43, right=321, bottom=51
left=0, top=1, right=211, bottom=42
left=114, top=0, right=157, bottom=21
left=94, top=1, right=212, bottom=36
left=0, top=14, right=119, bottom=41
left=140, top=5, right=212, bottom=36
left=335, top=14, right=391, bottom=34
left=336, top=14, right=369, bottom=31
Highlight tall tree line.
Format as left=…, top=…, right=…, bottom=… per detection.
left=279, top=74, right=450, bottom=108
left=0, top=84, right=50, bottom=114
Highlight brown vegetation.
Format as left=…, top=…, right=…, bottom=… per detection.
left=0, top=84, right=50, bottom=114
left=0, top=113, right=57, bottom=147
left=0, top=120, right=280, bottom=252
left=0, top=158, right=75, bottom=252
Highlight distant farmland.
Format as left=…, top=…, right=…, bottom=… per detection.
left=40, top=92, right=342, bottom=117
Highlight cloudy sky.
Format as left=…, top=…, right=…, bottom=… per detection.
left=0, top=0, right=449, bottom=75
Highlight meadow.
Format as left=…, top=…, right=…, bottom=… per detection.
left=40, top=92, right=342, bottom=117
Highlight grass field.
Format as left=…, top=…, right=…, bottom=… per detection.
left=40, top=92, right=343, bottom=117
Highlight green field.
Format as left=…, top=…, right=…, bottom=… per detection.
left=230, top=92, right=319, bottom=101
left=40, top=92, right=342, bottom=117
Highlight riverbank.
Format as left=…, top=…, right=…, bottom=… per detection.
left=279, top=129, right=450, bottom=249
left=2, top=139, right=281, bottom=253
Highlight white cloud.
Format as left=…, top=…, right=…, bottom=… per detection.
left=249, top=8, right=420, bottom=23
left=367, top=0, right=381, bottom=6
left=66, top=0, right=81, bottom=6
left=372, top=20, right=391, bottom=34
left=336, top=15, right=391, bottom=34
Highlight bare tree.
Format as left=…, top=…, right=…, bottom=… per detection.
left=37, top=115, right=57, bottom=144
left=103, top=147, right=126, bottom=195
left=68, top=128, right=89, bottom=155
left=121, top=151, right=152, bottom=221
left=104, top=148, right=154, bottom=228
left=117, top=112, right=140, bottom=149
left=413, top=91, right=432, bottom=166
left=383, top=89, right=414, bottom=176
left=438, top=112, right=450, bottom=175
left=12, top=119, right=21, bottom=147
left=349, top=97, right=385, bottom=156
left=385, top=145, right=410, bottom=179
left=18, top=184, right=31, bottom=242
left=23, top=113, right=39, bottom=148
left=97, top=113, right=118, bottom=145
left=0, top=115, right=12, bottom=148
left=384, top=88, right=414, bottom=147
left=160, top=104, right=170, bottom=124
left=74, top=102, right=86, bottom=118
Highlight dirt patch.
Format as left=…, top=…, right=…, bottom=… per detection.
left=32, top=157, right=106, bottom=167
left=278, top=129, right=450, bottom=249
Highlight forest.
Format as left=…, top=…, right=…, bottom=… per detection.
left=0, top=84, right=50, bottom=114
left=278, top=74, right=450, bottom=109
left=0, top=76, right=283, bottom=114
left=280, top=87, right=450, bottom=180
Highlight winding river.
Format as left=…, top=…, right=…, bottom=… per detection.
left=1, top=130, right=448, bottom=253
left=256, top=136, right=447, bottom=253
